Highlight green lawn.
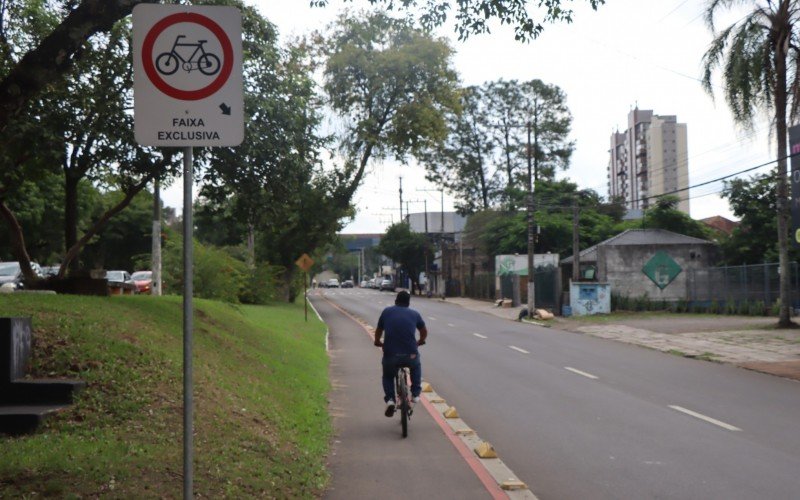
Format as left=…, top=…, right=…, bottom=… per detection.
left=0, top=294, right=331, bottom=498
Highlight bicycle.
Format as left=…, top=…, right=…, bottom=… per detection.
left=394, top=364, right=414, bottom=438
left=155, top=35, right=221, bottom=76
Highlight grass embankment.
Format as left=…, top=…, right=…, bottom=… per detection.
left=0, top=294, right=330, bottom=498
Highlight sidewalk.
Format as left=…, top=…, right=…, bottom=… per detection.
left=438, top=296, right=800, bottom=382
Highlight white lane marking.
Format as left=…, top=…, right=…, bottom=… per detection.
left=564, top=367, right=599, bottom=379
left=447, top=323, right=456, bottom=327
left=473, top=333, right=488, bottom=339
left=429, top=316, right=437, bottom=321
left=509, top=345, right=529, bottom=354
left=668, top=405, right=742, bottom=431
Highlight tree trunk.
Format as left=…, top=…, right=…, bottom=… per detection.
left=282, top=266, right=297, bottom=303
left=59, top=175, right=154, bottom=277
left=775, top=25, right=792, bottom=327
left=0, top=201, right=37, bottom=282
left=64, top=173, right=79, bottom=271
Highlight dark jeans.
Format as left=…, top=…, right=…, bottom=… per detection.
left=381, top=353, right=422, bottom=403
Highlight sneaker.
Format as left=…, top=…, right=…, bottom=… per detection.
left=412, top=396, right=421, bottom=404
left=384, top=400, right=396, bottom=417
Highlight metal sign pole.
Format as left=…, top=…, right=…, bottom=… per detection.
left=182, top=146, right=194, bottom=499
left=305, top=272, right=308, bottom=322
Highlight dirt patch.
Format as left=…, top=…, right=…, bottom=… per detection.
left=738, top=361, right=800, bottom=381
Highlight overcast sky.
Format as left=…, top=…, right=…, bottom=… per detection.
left=163, top=0, right=774, bottom=233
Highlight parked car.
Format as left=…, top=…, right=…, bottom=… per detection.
left=0, top=261, right=43, bottom=290
left=106, top=270, right=137, bottom=295
left=326, top=278, right=340, bottom=288
left=41, top=265, right=60, bottom=277
left=131, top=270, right=154, bottom=294
left=359, top=280, right=368, bottom=288
left=379, top=278, right=394, bottom=291
left=341, top=279, right=354, bottom=288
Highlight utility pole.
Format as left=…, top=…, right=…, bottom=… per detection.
left=572, top=201, right=580, bottom=282
left=526, top=121, right=535, bottom=317
left=399, top=176, right=404, bottom=222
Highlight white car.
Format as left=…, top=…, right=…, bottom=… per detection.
left=326, top=278, right=340, bottom=288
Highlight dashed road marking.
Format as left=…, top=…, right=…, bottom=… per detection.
left=429, top=316, right=437, bottom=321
left=564, top=367, right=598, bottom=379
left=447, top=323, right=456, bottom=327
left=473, top=333, right=488, bottom=339
left=509, top=345, right=529, bottom=354
left=669, top=405, right=742, bottom=431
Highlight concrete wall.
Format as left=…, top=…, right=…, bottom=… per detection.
left=597, top=243, right=716, bottom=301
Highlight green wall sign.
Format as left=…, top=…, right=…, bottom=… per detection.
left=642, top=251, right=682, bottom=290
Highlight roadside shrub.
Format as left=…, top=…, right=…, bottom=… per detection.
left=240, top=263, right=283, bottom=304
left=162, top=237, right=247, bottom=302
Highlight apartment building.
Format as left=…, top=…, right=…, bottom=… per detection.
left=608, top=108, right=689, bottom=214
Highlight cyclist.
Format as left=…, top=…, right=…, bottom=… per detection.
left=374, top=290, right=427, bottom=417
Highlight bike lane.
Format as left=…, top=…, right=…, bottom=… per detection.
left=312, top=295, right=495, bottom=500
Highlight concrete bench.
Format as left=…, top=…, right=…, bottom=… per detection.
left=0, top=317, right=85, bottom=435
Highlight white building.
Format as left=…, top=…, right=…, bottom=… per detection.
left=608, top=108, right=689, bottom=214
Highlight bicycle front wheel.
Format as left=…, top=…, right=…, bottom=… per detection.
left=198, top=53, right=221, bottom=75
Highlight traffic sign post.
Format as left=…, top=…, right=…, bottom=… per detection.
left=133, top=6, right=243, bottom=499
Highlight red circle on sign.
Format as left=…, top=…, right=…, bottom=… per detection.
left=142, top=12, right=233, bottom=101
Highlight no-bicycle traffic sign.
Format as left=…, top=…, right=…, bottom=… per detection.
left=133, top=5, right=243, bottom=147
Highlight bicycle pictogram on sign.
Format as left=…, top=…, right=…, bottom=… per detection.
left=155, top=35, right=221, bottom=76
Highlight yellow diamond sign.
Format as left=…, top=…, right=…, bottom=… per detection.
left=295, top=253, right=314, bottom=272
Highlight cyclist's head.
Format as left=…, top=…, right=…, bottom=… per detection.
left=395, top=291, right=411, bottom=307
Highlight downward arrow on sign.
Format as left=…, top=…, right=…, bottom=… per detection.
left=219, top=103, right=231, bottom=115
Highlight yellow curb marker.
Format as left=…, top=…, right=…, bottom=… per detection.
left=501, top=480, right=528, bottom=491
left=474, top=441, right=498, bottom=459
left=443, top=406, right=459, bottom=418
left=421, top=382, right=433, bottom=393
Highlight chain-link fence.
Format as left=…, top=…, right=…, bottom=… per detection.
left=687, top=262, right=800, bottom=308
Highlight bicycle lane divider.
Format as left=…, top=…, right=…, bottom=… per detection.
left=319, top=294, right=539, bottom=500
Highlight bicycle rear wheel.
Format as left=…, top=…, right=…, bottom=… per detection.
left=400, top=399, right=408, bottom=437
left=397, top=367, right=409, bottom=438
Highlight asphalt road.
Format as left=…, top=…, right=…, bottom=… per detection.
left=317, top=288, right=800, bottom=500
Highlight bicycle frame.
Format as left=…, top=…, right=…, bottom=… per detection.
left=169, top=35, right=206, bottom=67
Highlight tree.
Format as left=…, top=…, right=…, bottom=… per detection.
left=321, top=11, right=460, bottom=209
left=312, top=0, right=606, bottom=42
left=422, top=85, right=499, bottom=213
left=642, top=196, right=712, bottom=240
left=201, top=8, right=345, bottom=301
left=377, top=223, right=432, bottom=293
left=702, top=0, right=800, bottom=326
left=719, top=173, right=800, bottom=264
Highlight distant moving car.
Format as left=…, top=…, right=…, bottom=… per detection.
left=131, top=270, right=153, bottom=294
left=106, top=270, right=137, bottom=295
left=379, top=278, right=394, bottom=291
left=0, top=261, right=43, bottom=290
left=341, top=279, right=354, bottom=288
left=326, top=278, right=340, bottom=288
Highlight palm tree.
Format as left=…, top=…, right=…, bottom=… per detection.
left=702, top=0, right=800, bottom=327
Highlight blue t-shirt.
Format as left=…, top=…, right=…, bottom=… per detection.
left=377, top=305, right=425, bottom=355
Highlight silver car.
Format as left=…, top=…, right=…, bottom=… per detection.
left=0, top=261, right=43, bottom=290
